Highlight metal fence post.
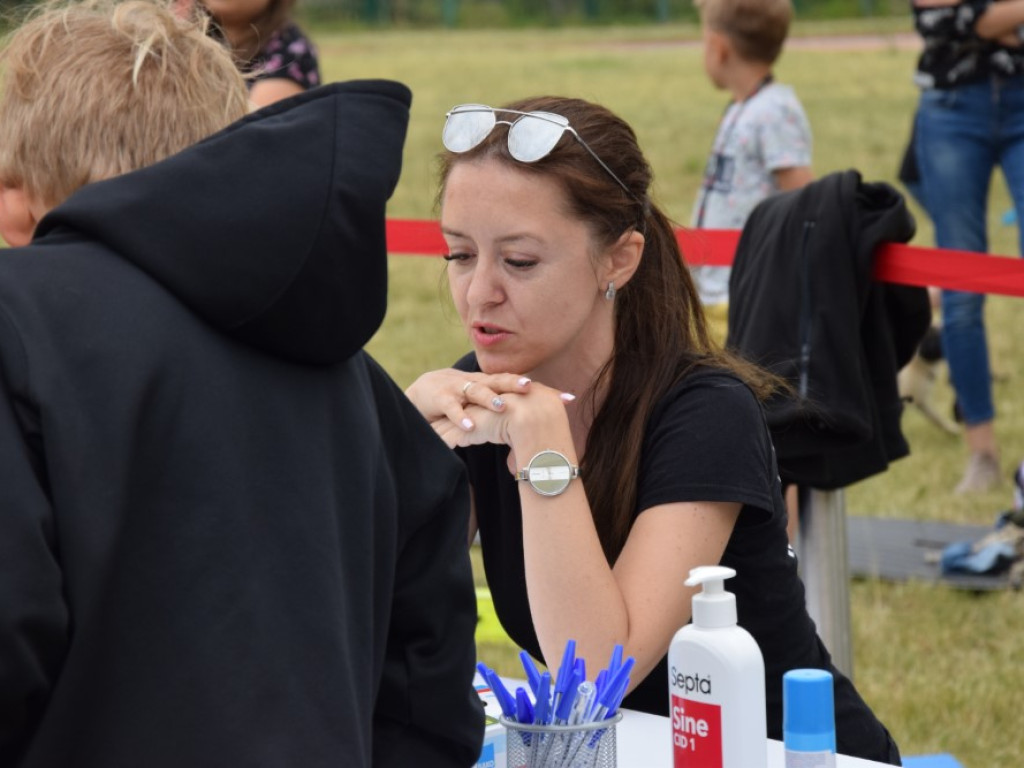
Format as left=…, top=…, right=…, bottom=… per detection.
left=797, top=486, right=853, bottom=678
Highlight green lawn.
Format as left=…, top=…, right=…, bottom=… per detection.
left=316, top=19, right=1023, bottom=767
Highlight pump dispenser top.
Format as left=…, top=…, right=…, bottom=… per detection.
left=685, top=565, right=738, bottom=629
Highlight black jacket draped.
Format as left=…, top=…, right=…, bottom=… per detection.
left=726, top=170, right=931, bottom=489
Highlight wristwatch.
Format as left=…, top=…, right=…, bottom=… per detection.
left=516, top=450, right=580, bottom=497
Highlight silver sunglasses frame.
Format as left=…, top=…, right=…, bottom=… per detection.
left=443, top=104, right=641, bottom=205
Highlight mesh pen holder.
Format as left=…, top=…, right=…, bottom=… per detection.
left=501, top=713, right=621, bottom=768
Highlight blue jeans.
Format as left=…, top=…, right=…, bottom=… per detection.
left=914, top=77, right=1024, bottom=425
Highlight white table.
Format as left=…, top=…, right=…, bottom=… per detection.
left=489, top=676, right=891, bottom=768
left=616, top=707, right=890, bottom=768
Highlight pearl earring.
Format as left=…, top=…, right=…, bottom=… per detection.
left=604, top=282, right=616, bottom=301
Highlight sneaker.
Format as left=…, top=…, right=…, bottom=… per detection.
left=954, top=452, right=1001, bottom=494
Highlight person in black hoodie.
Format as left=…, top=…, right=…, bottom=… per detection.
left=0, top=2, right=484, bottom=766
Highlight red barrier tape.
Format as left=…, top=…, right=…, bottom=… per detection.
left=385, top=219, right=1024, bottom=298
left=386, top=219, right=448, bottom=255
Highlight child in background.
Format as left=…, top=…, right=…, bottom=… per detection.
left=199, top=0, right=320, bottom=107
left=0, top=0, right=250, bottom=246
left=690, top=0, right=813, bottom=340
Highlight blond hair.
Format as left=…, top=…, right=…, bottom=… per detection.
left=0, top=0, right=250, bottom=209
left=696, top=0, right=793, bottom=64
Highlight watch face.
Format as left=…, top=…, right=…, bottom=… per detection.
left=527, top=451, right=573, bottom=496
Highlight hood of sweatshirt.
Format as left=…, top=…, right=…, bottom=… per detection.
left=34, top=79, right=412, bottom=366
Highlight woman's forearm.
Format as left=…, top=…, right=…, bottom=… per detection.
left=519, top=479, right=634, bottom=685
left=975, top=0, right=1024, bottom=40
left=507, top=394, right=638, bottom=686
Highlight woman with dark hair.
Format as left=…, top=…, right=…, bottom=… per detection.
left=406, top=96, right=900, bottom=764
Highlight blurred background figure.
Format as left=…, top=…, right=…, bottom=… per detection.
left=186, top=0, right=321, bottom=107
left=911, top=0, right=1024, bottom=493
left=690, top=0, right=813, bottom=346
left=690, top=0, right=814, bottom=540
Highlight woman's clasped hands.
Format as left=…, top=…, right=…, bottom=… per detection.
left=406, top=368, right=576, bottom=454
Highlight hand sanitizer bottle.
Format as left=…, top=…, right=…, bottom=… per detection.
left=668, top=565, right=766, bottom=768
left=783, top=669, right=836, bottom=767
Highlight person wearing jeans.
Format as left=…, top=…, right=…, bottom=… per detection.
left=912, top=0, right=1024, bottom=493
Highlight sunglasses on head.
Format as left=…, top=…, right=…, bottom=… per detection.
left=442, top=104, right=641, bottom=205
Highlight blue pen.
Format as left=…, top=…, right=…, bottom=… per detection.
left=544, top=670, right=582, bottom=767
left=484, top=669, right=518, bottom=720
left=554, top=668, right=583, bottom=724
left=535, top=670, right=562, bottom=768
left=608, top=644, right=623, bottom=677
left=576, top=659, right=634, bottom=758
left=476, top=662, right=510, bottom=713
left=602, top=657, right=633, bottom=702
left=475, top=662, right=502, bottom=711
left=519, top=650, right=543, bottom=695
left=592, top=669, right=609, bottom=715
left=551, top=639, right=576, bottom=714
left=590, top=656, right=634, bottom=721
left=603, top=657, right=635, bottom=716
left=533, top=671, right=552, bottom=725
left=514, top=687, right=535, bottom=724
left=561, top=681, right=599, bottom=765
left=573, top=657, right=586, bottom=685
left=513, top=687, right=535, bottom=753
left=604, top=679, right=629, bottom=717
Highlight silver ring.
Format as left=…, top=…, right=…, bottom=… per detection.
left=461, top=381, right=475, bottom=395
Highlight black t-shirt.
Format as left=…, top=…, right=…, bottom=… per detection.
left=457, top=356, right=899, bottom=763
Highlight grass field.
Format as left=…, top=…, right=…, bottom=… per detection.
left=315, top=18, right=1023, bottom=767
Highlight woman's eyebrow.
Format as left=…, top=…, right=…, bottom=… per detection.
left=441, top=226, right=545, bottom=247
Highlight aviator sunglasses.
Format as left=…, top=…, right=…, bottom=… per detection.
left=442, top=104, right=642, bottom=206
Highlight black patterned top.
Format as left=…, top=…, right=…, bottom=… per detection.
left=914, top=0, right=1024, bottom=89
left=245, top=22, right=321, bottom=90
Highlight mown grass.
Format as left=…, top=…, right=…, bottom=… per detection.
left=317, top=19, right=1023, bottom=767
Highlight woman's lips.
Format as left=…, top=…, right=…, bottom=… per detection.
left=471, top=324, right=511, bottom=347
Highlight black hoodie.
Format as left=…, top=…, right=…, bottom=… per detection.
left=0, top=81, right=484, bottom=767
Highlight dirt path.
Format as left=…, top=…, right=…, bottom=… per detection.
left=787, top=32, right=920, bottom=50
left=605, top=32, right=921, bottom=52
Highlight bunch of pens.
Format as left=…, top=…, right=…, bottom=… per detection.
left=476, top=640, right=634, bottom=768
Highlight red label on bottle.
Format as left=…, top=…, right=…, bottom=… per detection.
left=671, top=694, right=722, bottom=768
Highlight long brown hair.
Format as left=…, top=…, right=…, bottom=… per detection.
left=438, top=96, right=777, bottom=563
